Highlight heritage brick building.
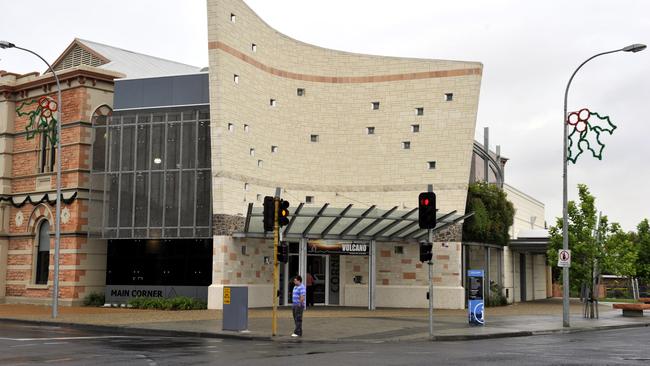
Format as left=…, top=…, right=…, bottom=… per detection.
left=0, top=66, right=119, bottom=305
left=0, top=39, right=201, bottom=305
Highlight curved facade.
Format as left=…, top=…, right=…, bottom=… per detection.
left=208, top=0, right=483, bottom=309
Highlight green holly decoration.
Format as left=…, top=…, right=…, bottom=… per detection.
left=567, top=108, right=617, bottom=164
left=16, top=96, right=58, bottom=144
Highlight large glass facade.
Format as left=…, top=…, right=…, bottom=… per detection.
left=90, top=107, right=212, bottom=239
left=106, top=239, right=212, bottom=286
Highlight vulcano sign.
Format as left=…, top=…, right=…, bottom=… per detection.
left=308, top=240, right=369, bottom=255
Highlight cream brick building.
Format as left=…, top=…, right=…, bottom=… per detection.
left=206, top=0, right=483, bottom=309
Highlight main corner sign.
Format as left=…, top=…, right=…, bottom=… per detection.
left=557, top=249, right=571, bottom=268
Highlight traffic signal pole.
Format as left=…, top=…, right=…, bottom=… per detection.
left=428, top=229, right=434, bottom=339
left=272, top=197, right=279, bottom=336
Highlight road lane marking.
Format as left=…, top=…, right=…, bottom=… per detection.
left=44, top=358, right=74, bottom=363
left=346, top=351, right=375, bottom=354
left=10, top=343, right=40, bottom=348
left=0, top=336, right=138, bottom=341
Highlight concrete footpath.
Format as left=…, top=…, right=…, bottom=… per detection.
left=0, top=299, right=648, bottom=342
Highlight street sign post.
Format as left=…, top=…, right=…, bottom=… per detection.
left=558, top=249, right=571, bottom=268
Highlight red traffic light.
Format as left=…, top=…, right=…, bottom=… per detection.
left=418, top=192, right=437, bottom=229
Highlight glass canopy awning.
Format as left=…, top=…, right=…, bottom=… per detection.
left=234, top=203, right=473, bottom=243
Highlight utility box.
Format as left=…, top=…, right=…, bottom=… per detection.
left=467, top=269, right=485, bottom=326
left=222, top=286, right=248, bottom=331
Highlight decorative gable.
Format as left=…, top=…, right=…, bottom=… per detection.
left=52, top=41, right=109, bottom=71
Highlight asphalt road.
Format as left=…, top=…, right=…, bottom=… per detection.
left=1, top=321, right=650, bottom=365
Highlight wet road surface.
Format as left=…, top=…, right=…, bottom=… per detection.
left=1, top=321, right=650, bottom=365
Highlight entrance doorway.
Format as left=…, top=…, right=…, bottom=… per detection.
left=307, top=255, right=327, bottom=305
left=282, top=253, right=337, bottom=306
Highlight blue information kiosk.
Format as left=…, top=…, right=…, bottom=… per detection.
left=467, top=269, right=485, bottom=326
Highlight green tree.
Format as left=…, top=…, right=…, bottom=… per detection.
left=601, top=222, right=639, bottom=279
left=547, top=184, right=601, bottom=293
left=462, top=182, right=515, bottom=246
left=634, top=219, right=650, bottom=280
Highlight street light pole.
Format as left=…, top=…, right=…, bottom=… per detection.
left=562, top=43, right=646, bottom=328
left=1, top=41, right=64, bottom=319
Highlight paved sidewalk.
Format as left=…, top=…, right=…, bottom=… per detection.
left=1, top=299, right=648, bottom=342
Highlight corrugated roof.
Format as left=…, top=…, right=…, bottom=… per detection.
left=76, top=39, right=202, bottom=78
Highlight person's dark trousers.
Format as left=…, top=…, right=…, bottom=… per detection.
left=307, top=286, right=314, bottom=306
left=292, top=305, right=303, bottom=336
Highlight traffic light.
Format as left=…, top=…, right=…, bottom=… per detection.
left=419, top=241, right=433, bottom=263
left=418, top=192, right=437, bottom=229
left=277, top=241, right=289, bottom=263
left=263, top=196, right=275, bottom=232
left=278, top=199, right=290, bottom=227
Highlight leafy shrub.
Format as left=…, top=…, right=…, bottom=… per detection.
left=486, top=282, right=508, bottom=307
left=83, top=292, right=105, bottom=307
left=128, top=296, right=207, bottom=310
left=463, top=182, right=515, bottom=246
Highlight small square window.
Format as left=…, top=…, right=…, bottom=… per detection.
left=251, top=43, right=257, bottom=52
left=366, top=127, right=375, bottom=135
left=445, top=93, right=453, bottom=101
left=411, top=124, right=420, bottom=133
left=244, top=183, right=249, bottom=191
left=394, top=246, right=404, bottom=254
left=297, top=88, right=305, bottom=96
left=372, top=102, right=380, bottom=110
left=402, top=141, right=411, bottom=149
left=227, top=123, right=234, bottom=132
left=305, top=196, right=314, bottom=204
left=233, top=74, right=239, bottom=84
left=244, top=124, right=250, bottom=133
left=271, top=145, right=278, bottom=153
left=428, top=161, right=436, bottom=169
left=241, top=245, right=247, bottom=255
left=258, top=160, right=263, bottom=167
left=416, top=107, right=424, bottom=116
left=256, top=194, right=262, bottom=201
left=230, top=13, right=236, bottom=22
left=310, top=134, right=319, bottom=142
left=270, top=99, right=277, bottom=107
left=249, top=148, right=255, bottom=156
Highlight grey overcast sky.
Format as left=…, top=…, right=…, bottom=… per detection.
left=1, top=1, right=648, bottom=231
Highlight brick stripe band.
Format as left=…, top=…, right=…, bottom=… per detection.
left=208, top=41, right=481, bottom=83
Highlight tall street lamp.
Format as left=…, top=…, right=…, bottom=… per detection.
left=1, top=40, right=64, bottom=318
left=562, top=43, right=646, bottom=328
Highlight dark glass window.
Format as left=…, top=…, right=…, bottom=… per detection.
left=35, top=221, right=50, bottom=285
left=165, top=171, right=179, bottom=226
left=106, top=239, right=212, bottom=286
left=151, top=125, right=165, bottom=171
left=109, top=127, right=121, bottom=172
left=136, top=125, right=150, bottom=170
left=150, top=172, right=164, bottom=227
left=121, top=126, right=135, bottom=171
left=134, top=173, right=149, bottom=227
left=166, top=123, right=180, bottom=169
left=92, top=127, right=107, bottom=172
left=90, top=107, right=212, bottom=239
